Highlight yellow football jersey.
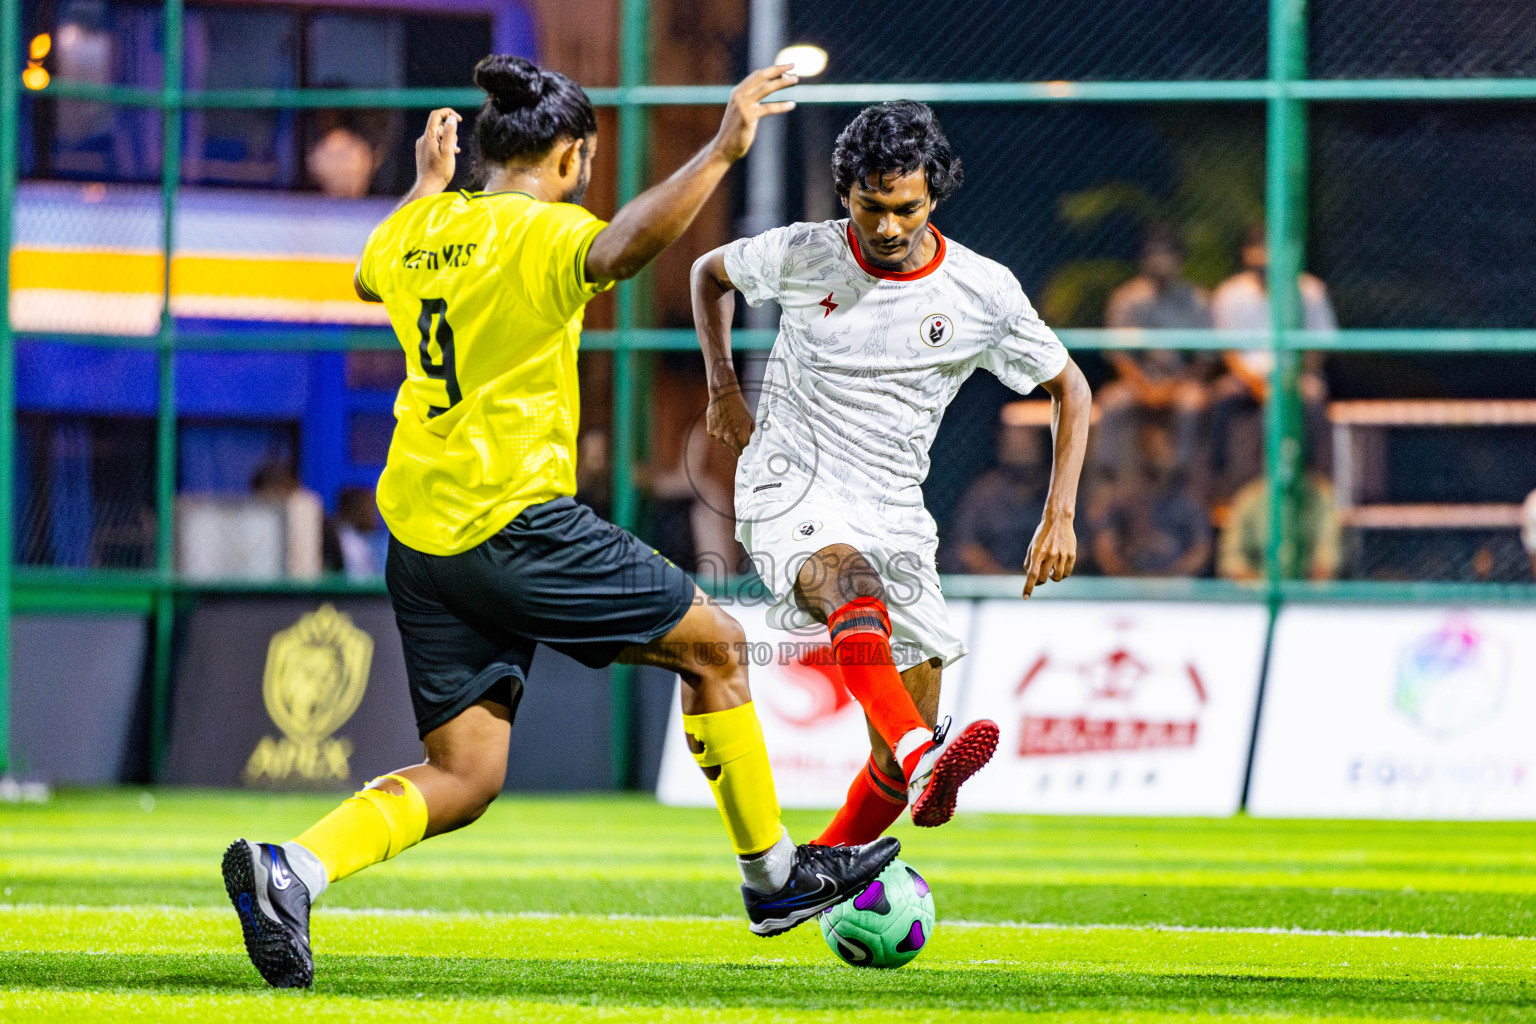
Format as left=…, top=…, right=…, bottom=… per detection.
left=357, top=189, right=611, bottom=556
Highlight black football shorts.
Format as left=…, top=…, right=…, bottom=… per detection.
left=386, top=496, right=695, bottom=737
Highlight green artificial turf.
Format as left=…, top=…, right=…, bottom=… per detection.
left=2, top=790, right=1535, bottom=1021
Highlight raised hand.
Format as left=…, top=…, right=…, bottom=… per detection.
left=711, top=65, right=799, bottom=164
left=415, top=108, right=462, bottom=192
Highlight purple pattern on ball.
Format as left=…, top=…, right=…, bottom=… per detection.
left=853, top=880, right=885, bottom=911
left=906, top=921, right=926, bottom=950
left=907, top=867, right=930, bottom=898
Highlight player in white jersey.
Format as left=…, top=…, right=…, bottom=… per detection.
left=691, top=101, right=1091, bottom=844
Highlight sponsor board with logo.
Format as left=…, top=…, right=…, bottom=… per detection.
left=656, top=602, right=970, bottom=809
left=1248, top=607, right=1536, bottom=819
left=657, top=600, right=1265, bottom=815
left=953, top=601, right=1268, bottom=816
left=164, top=598, right=421, bottom=790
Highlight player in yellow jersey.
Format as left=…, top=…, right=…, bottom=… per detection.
left=221, top=55, right=898, bottom=988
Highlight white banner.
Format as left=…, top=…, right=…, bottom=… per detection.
left=953, top=601, right=1268, bottom=815
left=1248, top=607, right=1536, bottom=819
left=657, top=599, right=1267, bottom=816
left=656, top=602, right=968, bottom=809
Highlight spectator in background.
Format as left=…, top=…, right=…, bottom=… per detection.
left=1210, top=225, right=1335, bottom=499
left=306, top=109, right=384, bottom=199
left=334, top=486, right=384, bottom=579
left=1105, top=227, right=1213, bottom=331
left=1218, top=471, right=1341, bottom=582
left=251, top=460, right=328, bottom=579
left=1211, top=225, right=1338, bottom=337
left=1095, top=227, right=1215, bottom=480
left=1523, top=488, right=1536, bottom=578
left=944, top=402, right=1050, bottom=574
left=1091, top=419, right=1211, bottom=577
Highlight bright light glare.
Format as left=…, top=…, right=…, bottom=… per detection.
left=29, top=33, right=51, bottom=60
left=22, top=64, right=50, bottom=90
left=774, top=44, right=827, bottom=78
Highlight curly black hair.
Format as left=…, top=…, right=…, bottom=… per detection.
left=832, top=100, right=963, bottom=203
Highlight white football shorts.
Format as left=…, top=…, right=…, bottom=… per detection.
left=734, top=498, right=968, bottom=669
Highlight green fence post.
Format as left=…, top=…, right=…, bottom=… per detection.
left=612, top=0, right=650, bottom=535
left=1243, top=0, right=1311, bottom=809
left=149, top=0, right=185, bottom=780
left=1263, top=0, right=1309, bottom=597
left=0, top=0, right=19, bottom=776
left=608, top=0, right=651, bottom=789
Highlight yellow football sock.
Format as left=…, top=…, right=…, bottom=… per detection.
left=682, top=702, right=784, bottom=856
left=292, top=773, right=429, bottom=883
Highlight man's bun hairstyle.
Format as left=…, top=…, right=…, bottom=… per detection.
left=832, top=100, right=963, bottom=203
left=473, top=54, right=597, bottom=168
left=475, top=55, right=544, bottom=112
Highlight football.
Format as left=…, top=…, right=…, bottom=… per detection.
left=819, top=858, right=936, bottom=969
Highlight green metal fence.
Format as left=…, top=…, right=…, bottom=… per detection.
left=1, top=0, right=1534, bottom=780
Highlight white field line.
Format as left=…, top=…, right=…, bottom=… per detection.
left=3, top=903, right=1531, bottom=943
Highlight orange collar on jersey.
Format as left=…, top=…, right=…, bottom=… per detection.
left=845, top=222, right=947, bottom=281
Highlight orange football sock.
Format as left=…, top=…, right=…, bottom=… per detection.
left=814, top=756, right=906, bottom=846
left=828, top=597, right=932, bottom=778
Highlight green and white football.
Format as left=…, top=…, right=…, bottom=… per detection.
left=819, top=857, right=935, bottom=968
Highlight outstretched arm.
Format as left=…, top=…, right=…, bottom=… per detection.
left=1021, top=357, right=1093, bottom=597
left=690, top=247, right=756, bottom=456
left=585, top=66, right=797, bottom=285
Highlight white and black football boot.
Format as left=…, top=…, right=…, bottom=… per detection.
left=222, top=839, right=315, bottom=988
left=743, top=835, right=900, bottom=937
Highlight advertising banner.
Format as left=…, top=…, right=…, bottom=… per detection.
left=656, top=602, right=970, bottom=809
left=164, top=598, right=421, bottom=790
left=1248, top=607, right=1536, bottom=819
left=954, top=601, right=1269, bottom=816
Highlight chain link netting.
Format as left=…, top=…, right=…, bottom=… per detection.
left=1311, top=0, right=1536, bottom=79
left=1324, top=359, right=1536, bottom=582
left=10, top=0, right=1536, bottom=587
left=1312, top=103, right=1536, bottom=329
left=15, top=414, right=157, bottom=569
left=643, top=103, right=1283, bottom=581
left=1303, top=102, right=1536, bottom=582
left=1350, top=531, right=1531, bottom=582
left=787, top=0, right=1267, bottom=83
left=867, top=104, right=1265, bottom=579
left=11, top=154, right=164, bottom=569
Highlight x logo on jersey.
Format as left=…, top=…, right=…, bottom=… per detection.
left=818, top=292, right=838, bottom=318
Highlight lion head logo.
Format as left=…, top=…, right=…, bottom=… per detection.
left=246, top=604, right=373, bottom=785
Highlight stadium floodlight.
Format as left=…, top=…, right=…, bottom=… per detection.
left=774, top=44, right=828, bottom=78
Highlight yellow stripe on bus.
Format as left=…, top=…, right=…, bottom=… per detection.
left=9, top=249, right=362, bottom=303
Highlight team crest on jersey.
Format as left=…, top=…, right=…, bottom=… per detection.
left=794, top=520, right=823, bottom=540
left=919, top=313, right=955, bottom=348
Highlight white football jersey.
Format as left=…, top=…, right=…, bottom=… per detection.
left=724, top=219, right=1068, bottom=526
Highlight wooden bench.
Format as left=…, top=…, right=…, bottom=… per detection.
left=1329, top=399, right=1536, bottom=529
